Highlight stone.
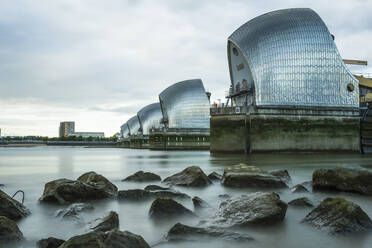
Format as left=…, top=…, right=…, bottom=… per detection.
left=167, top=223, right=254, bottom=242
left=269, top=169, right=292, bottom=184
left=221, top=165, right=287, bottom=188
left=122, top=171, right=161, bottom=182
left=149, top=198, right=195, bottom=219
left=144, top=185, right=171, bottom=191
left=0, top=184, right=4, bottom=187
left=291, top=184, right=309, bottom=193
left=163, top=166, right=212, bottom=187
left=0, top=216, right=23, bottom=244
left=59, top=229, right=150, bottom=248
left=90, top=211, right=119, bottom=232
left=288, top=197, right=313, bottom=207
left=37, top=237, right=65, bottom=248
left=312, top=166, right=372, bottom=195
left=208, top=172, right=222, bottom=181
left=218, top=194, right=231, bottom=199
left=0, top=189, right=30, bottom=221
left=118, top=189, right=189, bottom=201
left=39, top=172, right=118, bottom=204
left=215, top=192, right=287, bottom=227
left=192, top=196, right=211, bottom=209
left=302, top=197, right=372, bottom=235
left=54, top=203, right=94, bottom=219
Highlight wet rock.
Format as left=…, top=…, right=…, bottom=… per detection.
left=149, top=198, right=195, bottom=219
left=0, top=184, right=4, bottom=187
left=302, top=197, right=372, bottom=235
left=208, top=172, right=222, bottom=181
left=54, top=203, right=94, bottom=219
left=118, top=189, right=189, bottom=201
left=163, top=166, right=211, bottom=187
left=167, top=223, right=254, bottom=242
left=221, top=165, right=287, bottom=188
left=39, top=172, right=118, bottom=204
left=0, top=216, right=23, bottom=244
left=144, top=185, right=171, bottom=191
left=288, top=197, right=313, bottom=207
left=291, top=184, right=309, bottom=193
left=37, top=237, right=65, bottom=248
left=312, top=166, right=372, bottom=195
left=215, top=192, right=287, bottom=227
left=192, top=196, right=211, bottom=209
left=218, top=194, right=231, bottom=199
left=123, top=171, right=161, bottom=182
left=90, top=211, right=119, bottom=232
left=269, top=169, right=292, bottom=184
left=59, top=229, right=150, bottom=248
left=0, top=189, right=30, bottom=221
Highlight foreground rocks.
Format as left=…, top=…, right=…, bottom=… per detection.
left=0, top=216, right=23, bottom=244
left=208, top=172, right=222, bottom=181
left=215, top=192, right=287, bottom=227
left=192, top=196, right=211, bottom=210
left=55, top=203, right=94, bottom=220
left=313, top=166, right=372, bottom=195
left=291, top=184, right=309, bottom=193
left=163, top=166, right=211, bottom=187
left=118, top=189, right=189, bottom=201
left=59, top=229, right=150, bottom=248
left=39, top=172, right=118, bottom=204
left=167, top=223, right=254, bottom=242
left=288, top=197, right=313, bottom=207
left=268, top=169, right=292, bottom=184
left=144, top=185, right=171, bottom=191
left=0, top=189, right=30, bottom=220
left=90, top=211, right=119, bottom=232
left=302, top=197, right=372, bottom=234
left=37, top=237, right=65, bottom=248
left=221, top=165, right=288, bottom=188
left=149, top=198, right=195, bottom=219
left=123, top=171, right=161, bottom=182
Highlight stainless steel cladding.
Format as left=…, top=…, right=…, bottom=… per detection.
left=127, top=116, right=141, bottom=136
left=159, top=79, right=210, bottom=129
left=120, top=123, right=130, bottom=139
left=137, top=103, right=163, bottom=135
left=228, top=8, right=359, bottom=108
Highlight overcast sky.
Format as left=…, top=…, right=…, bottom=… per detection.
left=1, top=0, right=371, bottom=137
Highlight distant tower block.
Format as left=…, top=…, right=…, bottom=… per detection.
left=59, top=122, right=75, bottom=138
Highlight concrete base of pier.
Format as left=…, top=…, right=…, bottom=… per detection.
left=149, top=129, right=209, bottom=150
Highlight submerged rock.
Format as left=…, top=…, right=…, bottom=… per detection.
left=149, top=198, right=195, bottom=219
left=118, top=189, right=189, bottom=201
left=288, top=197, right=313, bottom=207
left=312, top=166, right=372, bottom=195
left=291, top=184, right=309, bottom=193
left=167, top=223, right=254, bottom=242
left=0, top=216, right=23, bottom=244
left=208, top=172, right=222, bottom=181
left=269, top=169, right=292, bottom=184
left=215, top=192, right=287, bottom=227
left=39, top=172, right=118, bottom=204
left=163, top=166, right=211, bottom=187
left=90, top=211, right=119, bottom=232
left=192, top=196, right=211, bottom=210
left=0, top=189, right=30, bottom=221
left=37, top=237, right=65, bottom=248
left=221, top=165, right=287, bottom=188
left=123, top=171, right=161, bottom=182
left=218, top=194, right=231, bottom=199
left=144, top=185, right=171, bottom=191
left=59, top=229, right=150, bottom=248
left=302, top=197, right=372, bottom=235
left=54, top=203, right=94, bottom=219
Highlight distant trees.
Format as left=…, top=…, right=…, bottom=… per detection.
left=1, top=135, right=118, bottom=142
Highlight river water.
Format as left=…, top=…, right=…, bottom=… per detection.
left=1, top=146, right=372, bottom=248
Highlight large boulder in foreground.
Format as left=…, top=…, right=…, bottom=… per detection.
left=59, top=229, right=150, bottom=248
left=302, top=197, right=372, bottom=235
left=122, top=171, right=161, bottom=182
left=149, top=198, right=195, bottom=219
left=37, top=237, right=65, bottom=248
left=167, top=223, right=254, bottom=242
left=163, top=166, right=211, bottom=187
left=90, top=211, right=119, bottom=232
left=39, top=172, right=118, bottom=204
left=0, top=189, right=30, bottom=220
left=313, top=166, right=372, bottom=195
left=215, top=192, right=287, bottom=227
left=0, top=216, right=23, bottom=244
left=221, top=165, right=287, bottom=188
left=118, top=189, right=189, bottom=201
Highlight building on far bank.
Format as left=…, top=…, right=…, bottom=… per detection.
left=59, top=122, right=75, bottom=138
left=68, top=132, right=104, bottom=138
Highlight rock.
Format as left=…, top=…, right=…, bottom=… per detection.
left=302, top=197, right=372, bottom=235
left=0, top=216, right=23, bottom=244
left=144, top=185, right=171, bottom=191
left=291, top=184, right=309, bottom=193
left=192, top=196, right=211, bottom=209
left=163, top=166, right=211, bottom=187
left=0, top=189, right=30, bottom=221
left=312, top=166, right=372, bottom=195
left=90, top=211, right=119, bottom=232
left=40, top=172, right=118, bottom=204
left=54, top=203, right=94, bottom=219
left=37, top=237, right=65, bottom=248
left=288, top=197, right=313, bottom=207
left=0, top=184, right=4, bottom=187
left=118, top=189, right=189, bottom=201
left=167, top=223, right=254, bottom=242
left=208, top=172, right=222, bottom=181
left=215, top=192, right=287, bottom=227
left=123, top=171, right=161, bottom=182
left=221, top=165, right=287, bottom=188
left=218, top=194, right=231, bottom=199
left=269, top=169, right=292, bottom=184
left=149, top=198, right=195, bottom=219
left=59, top=229, right=150, bottom=248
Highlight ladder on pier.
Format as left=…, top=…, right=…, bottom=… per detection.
left=360, top=108, right=372, bottom=153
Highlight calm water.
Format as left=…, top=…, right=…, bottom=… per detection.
left=1, top=146, right=372, bottom=248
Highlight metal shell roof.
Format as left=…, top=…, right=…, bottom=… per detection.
left=127, top=116, right=141, bottom=136
left=137, top=103, right=163, bottom=135
left=120, top=123, right=130, bottom=139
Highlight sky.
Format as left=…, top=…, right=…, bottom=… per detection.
left=1, top=0, right=372, bottom=137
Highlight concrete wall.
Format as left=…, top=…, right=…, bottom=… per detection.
left=149, top=132, right=209, bottom=150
